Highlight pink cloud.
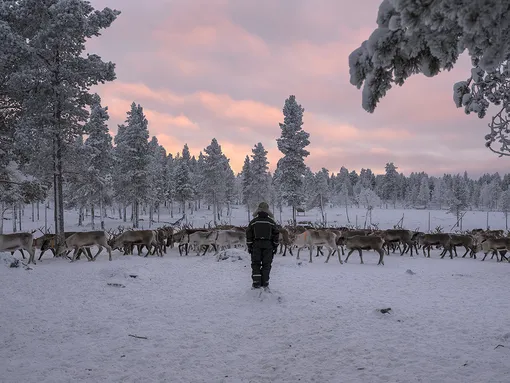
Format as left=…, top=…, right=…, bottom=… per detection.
left=86, top=0, right=505, bottom=177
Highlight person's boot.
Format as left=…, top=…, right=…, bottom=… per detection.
left=252, top=274, right=262, bottom=289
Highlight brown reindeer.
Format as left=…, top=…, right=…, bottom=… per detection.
left=111, top=230, right=162, bottom=257
left=34, top=232, right=89, bottom=260
left=343, top=235, right=385, bottom=265
left=62, top=231, right=113, bottom=262
left=439, top=234, right=476, bottom=258
left=1, top=232, right=36, bottom=265
left=418, top=233, right=453, bottom=258
left=335, top=229, right=371, bottom=255
left=380, top=229, right=415, bottom=256
left=278, top=227, right=295, bottom=256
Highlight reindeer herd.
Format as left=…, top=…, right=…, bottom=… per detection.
left=1, top=223, right=510, bottom=266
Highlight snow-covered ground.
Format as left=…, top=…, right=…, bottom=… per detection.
left=1, top=206, right=510, bottom=382
left=2, top=247, right=510, bottom=383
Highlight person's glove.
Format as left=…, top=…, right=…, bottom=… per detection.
left=247, top=245, right=253, bottom=254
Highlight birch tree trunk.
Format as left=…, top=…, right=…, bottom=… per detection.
left=44, top=199, right=48, bottom=233
left=0, top=202, right=6, bottom=234
left=212, top=194, right=217, bottom=226
left=99, top=192, right=104, bottom=230
left=12, top=204, right=17, bottom=232
left=78, top=206, right=83, bottom=226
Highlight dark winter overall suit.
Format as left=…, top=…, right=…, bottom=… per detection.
left=246, top=203, right=280, bottom=288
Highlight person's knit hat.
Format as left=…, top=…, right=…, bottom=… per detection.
left=252, top=201, right=273, bottom=218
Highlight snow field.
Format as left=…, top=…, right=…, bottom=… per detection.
left=1, top=245, right=510, bottom=383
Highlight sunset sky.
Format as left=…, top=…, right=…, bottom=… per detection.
left=87, top=0, right=507, bottom=177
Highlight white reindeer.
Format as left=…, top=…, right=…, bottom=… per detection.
left=293, top=229, right=342, bottom=264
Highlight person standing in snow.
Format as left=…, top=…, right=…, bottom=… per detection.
left=246, top=202, right=280, bottom=289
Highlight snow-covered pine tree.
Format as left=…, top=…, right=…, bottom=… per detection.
left=83, top=95, right=113, bottom=229
left=446, top=174, right=469, bottom=227
left=65, top=135, right=92, bottom=226
left=176, top=144, right=196, bottom=213
left=302, top=167, right=316, bottom=209
left=334, top=167, right=352, bottom=206
left=359, top=168, right=376, bottom=189
left=502, top=174, right=510, bottom=191
left=357, top=187, right=381, bottom=210
left=113, top=102, right=150, bottom=228
left=382, top=163, right=399, bottom=208
left=148, top=136, right=167, bottom=224
left=315, top=168, right=330, bottom=223
left=249, top=143, right=270, bottom=208
left=165, top=153, right=176, bottom=217
left=272, top=168, right=284, bottom=223
left=431, top=177, right=446, bottom=209
left=233, top=173, right=244, bottom=206
left=397, top=173, right=407, bottom=205
left=194, top=152, right=206, bottom=210
left=480, top=179, right=502, bottom=211
left=224, top=166, right=236, bottom=221
left=203, top=138, right=229, bottom=224
left=0, top=1, right=119, bottom=246
left=416, top=176, right=430, bottom=208
left=173, top=150, right=194, bottom=217
left=498, top=189, right=510, bottom=229
left=276, top=95, right=310, bottom=224
left=470, top=182, right=481, bottom=209
left=356, top=187, right=381, bottom=227
left=189, top=155, right=199, bottom=212
left=241, top=155, right=252, bottom=220
left=349, top=0, right=510, bottom=155
left=349, top=171, right=359, bottom=193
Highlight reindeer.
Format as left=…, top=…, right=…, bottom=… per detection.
left=1, top=232, right=36, bottom=265
left=479, top=237, right=510, bottom=262
left=335, top=229, right=371, bottom=256
left=486, top=229, right=504, bottom=238
left=278, top=227, right=295, bottom=256
left=213, top=230, right=246, bottom=252
left=157, top=226, right=174, bottom=251
left=439, top=234, right=476, bottom=258
left=418, top=233, right=453, bottom=258
left=343, top=235, right=385, bottom=265
left=293, top=229, right=342, bottom=263
left=133, top=229, right=166, bottom=256
left=62, top=231, right=113, bottom=262
left=34, top=231, right=86, bottom=260
left=111, top=230, right=162, bottom=257
left=172, top=229, right=190, bottom=255
left=173, top=227, right=210, bottom=255
left=212, top=230, right=247, bottom=260
left=188, top=230, right=218, bottom=256
left=379, top=229, right=415, bottom=256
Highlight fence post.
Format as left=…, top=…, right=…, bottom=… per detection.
left=428, top=211, right=431, bottom=232
left=486, top=211, right=489, bottom=229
